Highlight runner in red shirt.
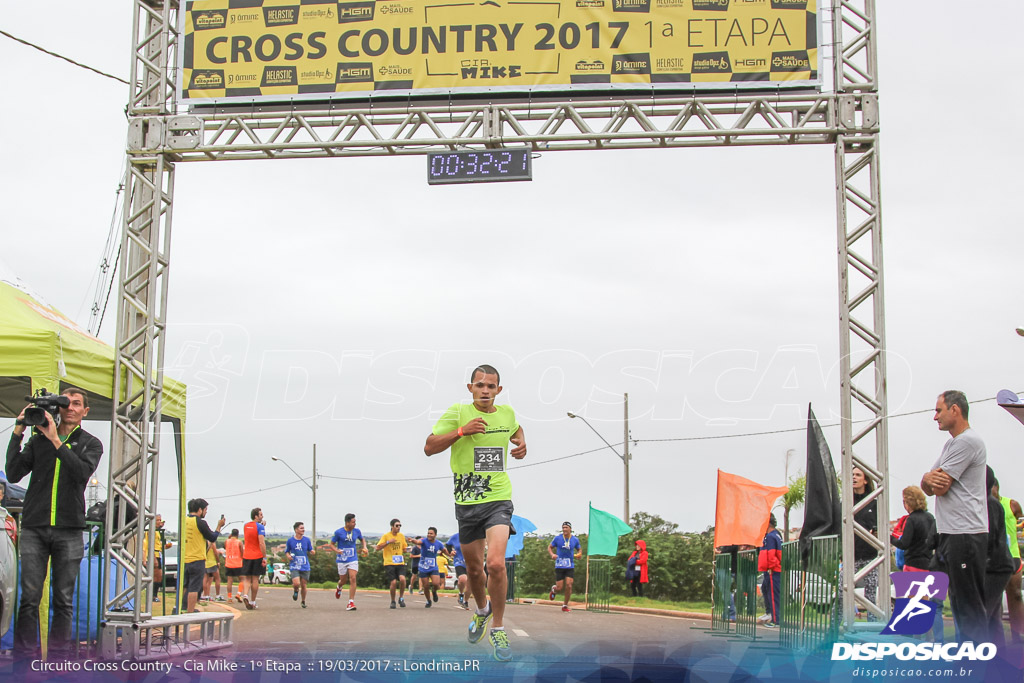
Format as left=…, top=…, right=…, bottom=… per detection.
left=239, top=507, right=267, bottom=609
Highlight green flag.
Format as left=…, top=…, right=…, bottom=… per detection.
left=587, top=503, right=633, bottom=556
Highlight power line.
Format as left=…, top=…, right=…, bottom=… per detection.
left=0, top=29, right=129, bottom=86
left=632, top=393, right=1016, bottom=444
left=152, top=392, right=1020, bottom=501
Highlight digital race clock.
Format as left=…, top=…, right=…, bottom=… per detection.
left=427, top=148, right=532, bottom=185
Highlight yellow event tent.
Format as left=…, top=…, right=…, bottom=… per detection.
left=0, top=268, right=191, bottom=647
left=0, top=273, right=186, bottom=427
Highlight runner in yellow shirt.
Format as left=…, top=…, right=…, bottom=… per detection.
left=374, top=519, right=409, bottom=609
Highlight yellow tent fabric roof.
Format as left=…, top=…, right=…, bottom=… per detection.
left=0, top=277, right=186, bottom=423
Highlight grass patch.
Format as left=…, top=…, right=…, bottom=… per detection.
left=516, top=592, right=711, bottom=613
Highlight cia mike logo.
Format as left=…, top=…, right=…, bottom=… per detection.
left=881, top=571, right=948, bottom=635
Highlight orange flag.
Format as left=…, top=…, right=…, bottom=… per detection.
left=713, top=469, right=789, bottom=548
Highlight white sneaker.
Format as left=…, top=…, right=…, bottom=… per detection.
left=756, top=613, right=771, bottom=623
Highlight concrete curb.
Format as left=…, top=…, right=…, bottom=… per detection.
left=527, top=598, right=711, bottom=621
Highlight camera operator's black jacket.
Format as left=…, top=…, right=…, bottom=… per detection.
left=6, top=426, right=103, bottom=529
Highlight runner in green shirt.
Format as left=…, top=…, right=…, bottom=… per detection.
left=424, top=364, right=526, bottom=662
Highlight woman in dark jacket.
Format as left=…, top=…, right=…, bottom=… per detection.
left=890, top=485, right=936, bottom=572
left=852, top=466, right=878, bottom=618
left=891, top=485, right=941, bottom=641
left=627, top=540, right=649, bottom=597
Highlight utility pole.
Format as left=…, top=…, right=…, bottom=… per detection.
left=623, top=393, right=630, bottom=524
left=312, top=443, right=317, bottom=543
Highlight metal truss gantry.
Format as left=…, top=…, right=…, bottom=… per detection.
left=103, top=0, right=887, bottom=652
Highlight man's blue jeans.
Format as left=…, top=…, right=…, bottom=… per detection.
left=15, top=527, right=84, bottom=657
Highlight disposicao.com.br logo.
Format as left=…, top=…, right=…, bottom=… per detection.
left=831, top=571, right=996, bottom=662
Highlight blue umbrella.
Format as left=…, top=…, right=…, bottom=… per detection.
left=506, top=514, right=537, bottom=558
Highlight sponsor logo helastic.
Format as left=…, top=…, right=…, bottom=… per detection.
left=261, top=66, right=298, bottom=87
left=655, top=57, right=686, bottom=71
left=337, top=1, right=375, bottom=23
left=189, top=70, right=224, bottom=89
left=770, top=50, right=811, bottom=72
left=612, top=53, right=651, bottom=74
left=191, top=10, right=227, bottom=30
left=336, top=62, right=374, bottom=82
left=655, top=0, right=686, bottom=7
left=263, top=6, right=299, bottom=27
left=612, top=0, right=651, bottom=13
left=691, top=51, right=731, bottom=73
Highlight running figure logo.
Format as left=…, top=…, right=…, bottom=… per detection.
left=881, top=572, right=948, bottom=635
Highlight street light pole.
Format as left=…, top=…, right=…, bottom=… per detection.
left=271, top=447, right=317, bottom=542
left=568, top=393, right=631, bottom=522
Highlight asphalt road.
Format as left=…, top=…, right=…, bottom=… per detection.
left=176, top=586, right=783, bottom=678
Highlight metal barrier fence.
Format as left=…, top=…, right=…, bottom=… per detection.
left=711, top=552, right=732, bottom=633
left=779, top=535, right=840, bottom=652
left=505, top=559, right=517, bottom=603
left=734, top=549, right=759, bottom=640
left=586, top=558, right=611, bottom=613
left=74, top=521, right=107, bottom=657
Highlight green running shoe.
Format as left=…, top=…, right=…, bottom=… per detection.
left=489, top=629, right=512, bottom=662
left=467, top=602, right=492, bottom=643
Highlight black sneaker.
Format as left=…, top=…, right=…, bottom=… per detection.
left=390, top=601, right=397, bottom=609
left=398, top=597, right=406, bottom=608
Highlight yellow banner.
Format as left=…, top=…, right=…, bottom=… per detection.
left=180, top=0, right=819, bottom=102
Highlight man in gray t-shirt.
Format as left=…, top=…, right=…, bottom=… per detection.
left=921, top=390, right=988, bottom=643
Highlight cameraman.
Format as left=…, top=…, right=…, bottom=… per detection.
left=6, top=387, right=102, bottom=659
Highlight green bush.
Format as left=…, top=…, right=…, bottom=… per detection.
left=508, top=512, right=714, bottom=603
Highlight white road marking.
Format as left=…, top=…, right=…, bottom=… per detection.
left=512, top=629, right=529, bottom=638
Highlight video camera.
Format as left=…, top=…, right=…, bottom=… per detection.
left=23, top=389, right=70, bottom=427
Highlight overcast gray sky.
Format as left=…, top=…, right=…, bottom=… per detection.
left=2, top=2, right=1022, bottom=539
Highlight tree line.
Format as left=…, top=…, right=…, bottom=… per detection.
left=249, top=511, right=715, bottom=602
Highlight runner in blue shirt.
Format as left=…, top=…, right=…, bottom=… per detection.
left=547, top=522, right=582, bottom=612
left=285, top=522, right=315, bottom=608
left=448, top=532, right=472, bottom=609
left=412, top=527, right=447, bottom=607
left=329, top=513, right=369, bottom=611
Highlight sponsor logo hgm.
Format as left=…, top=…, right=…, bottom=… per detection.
left=336, top=62, right=374, bottom=82
left=338, top=2, right=375, bottom=23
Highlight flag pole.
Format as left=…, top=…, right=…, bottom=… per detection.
left=585, top=555, right=591, bottom=609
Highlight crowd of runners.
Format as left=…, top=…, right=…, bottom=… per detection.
left=181, top=364, right=542, bottom=662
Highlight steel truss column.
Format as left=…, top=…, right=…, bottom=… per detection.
left=102, top=0, right=178, bottom=658
left=833, top=0, right=888, bottom=629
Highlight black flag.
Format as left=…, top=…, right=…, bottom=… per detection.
left=798, top=404, right=841, bottom=561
